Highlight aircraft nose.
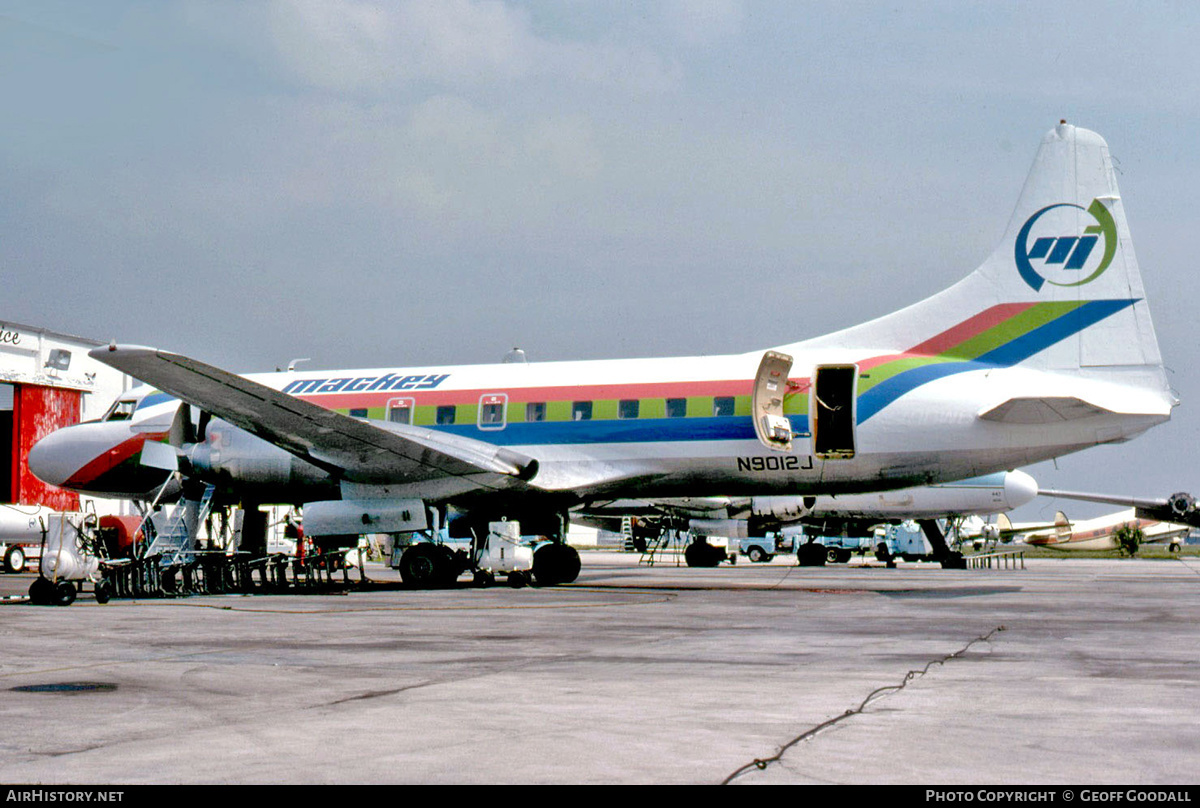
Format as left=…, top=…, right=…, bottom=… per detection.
left=1004, top=469, right=1039, bottom=509
left=27, top=425, right=89, bottom=488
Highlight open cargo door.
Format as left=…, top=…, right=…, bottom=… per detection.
left=752, top=351, right=794, bottom=452
left=812, top=364, right=857, bottom=460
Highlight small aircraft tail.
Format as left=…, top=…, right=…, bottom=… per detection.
left=791, top=122, right=1168, bottom=389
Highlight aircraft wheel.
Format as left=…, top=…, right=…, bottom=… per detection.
left=400, top=544, right=442, bottom=587
left=684, top=541, right=724, bottom=568
left=797, top=543, right=826, bottom=567
left=940, top=552, right=967, bottom=570
left=4, top=546, right=25, bottom=574
left=52, top=581, right=77, bottom=607
left=28, top=577, right=54, bottom=605
left=533, top=543, right=581, bottom=586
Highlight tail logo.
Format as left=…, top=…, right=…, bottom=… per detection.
left=1015, top=199, right=1117, bottom=291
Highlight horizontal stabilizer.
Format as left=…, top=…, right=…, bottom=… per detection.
left=978, top=396, right=1112, bottom=424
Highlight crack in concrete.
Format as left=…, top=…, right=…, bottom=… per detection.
left=721, top=625, right=1008, bottom=785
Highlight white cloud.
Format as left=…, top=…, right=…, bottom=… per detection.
left=186, top=0, right=681, bottom=96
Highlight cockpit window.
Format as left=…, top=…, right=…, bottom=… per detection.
left=102, top=398, right=138, bottom=422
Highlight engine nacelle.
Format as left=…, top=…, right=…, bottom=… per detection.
left=688, top=519, right=751, bottom=539
left=185, top=420, right=333, bottom=495
left=750, top=495, right=817, bottom=523
left=1169, top=491, right=1196, bottom=517
left=303, top=498, right=429, bottom=537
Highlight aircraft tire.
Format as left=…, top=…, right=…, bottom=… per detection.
left=533, top=543, right=581, bottom=586
left=684, top=541, right=723, bottom=568
left=797, top=543, right=826, bottom=567
left=4, top=546, right=25, bottom=574
left=400, top=544, right=446, bottom=588
left=940, top=552, right=967, bottom=570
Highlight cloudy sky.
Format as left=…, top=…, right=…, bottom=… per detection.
left=3, top=1, right=1198, bottom=520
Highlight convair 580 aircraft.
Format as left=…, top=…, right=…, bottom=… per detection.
left=28, top=124, right=1176, bottom=584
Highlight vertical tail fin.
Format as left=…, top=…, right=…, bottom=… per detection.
left=791, top=123, right=1166, bottom=381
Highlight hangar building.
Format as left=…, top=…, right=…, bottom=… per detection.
left=0, top=319, right=129, bottom=510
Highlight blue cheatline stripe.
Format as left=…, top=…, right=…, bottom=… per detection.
left=974, top=298, right=1136, bottom=368
left=435, top=415, right=811, bottom=446
left=857, top=299, right=1139, bottom=424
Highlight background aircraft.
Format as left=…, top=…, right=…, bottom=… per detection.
left=1005, top=508, right=1192, bottom=552
left=575, top=470, right=1038, bottom=565
left=29, top=124, right=1180, bottom=586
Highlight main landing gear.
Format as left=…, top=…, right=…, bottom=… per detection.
left=683, top=538, right=728, bottom=568
left=917, top=519, right=967, bottom=569
left=395, top=513, right=581, bottom=589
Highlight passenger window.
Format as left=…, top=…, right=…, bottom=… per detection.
left=713, top=397, right=735, bottom=417
left=572, top=401, right=592, bottom=421
left=666, top=398, right=687, bottom=418
left=525, top=402, right=546, bottom=422
left=478, top=394, right=507, bottom=430
left=436, top=405, right=457, bottom=425
left=387, top=398, right=414, bottom=425
left=618, top=399, right=639, bottom=419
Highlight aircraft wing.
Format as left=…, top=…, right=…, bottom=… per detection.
left=1039, top=489, right=1200, bottom=528
left=89, top=345, right=540, bottom=492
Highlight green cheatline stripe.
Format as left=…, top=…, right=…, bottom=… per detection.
left=783, top=393, right=808, bottom=415
left=858, top=353, right=958, bottom=393
left=948, top=300, right=1084, bottom=360
left=337, top=393, right=782, bottom=424
left=858, top=301, right=1086, bottom=394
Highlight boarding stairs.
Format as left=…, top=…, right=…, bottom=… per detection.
left=639, top=527, right=676, bottom=566
left=621, top=517, right=636, bottom=552
left=143, top=482, right=217, bottom=566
